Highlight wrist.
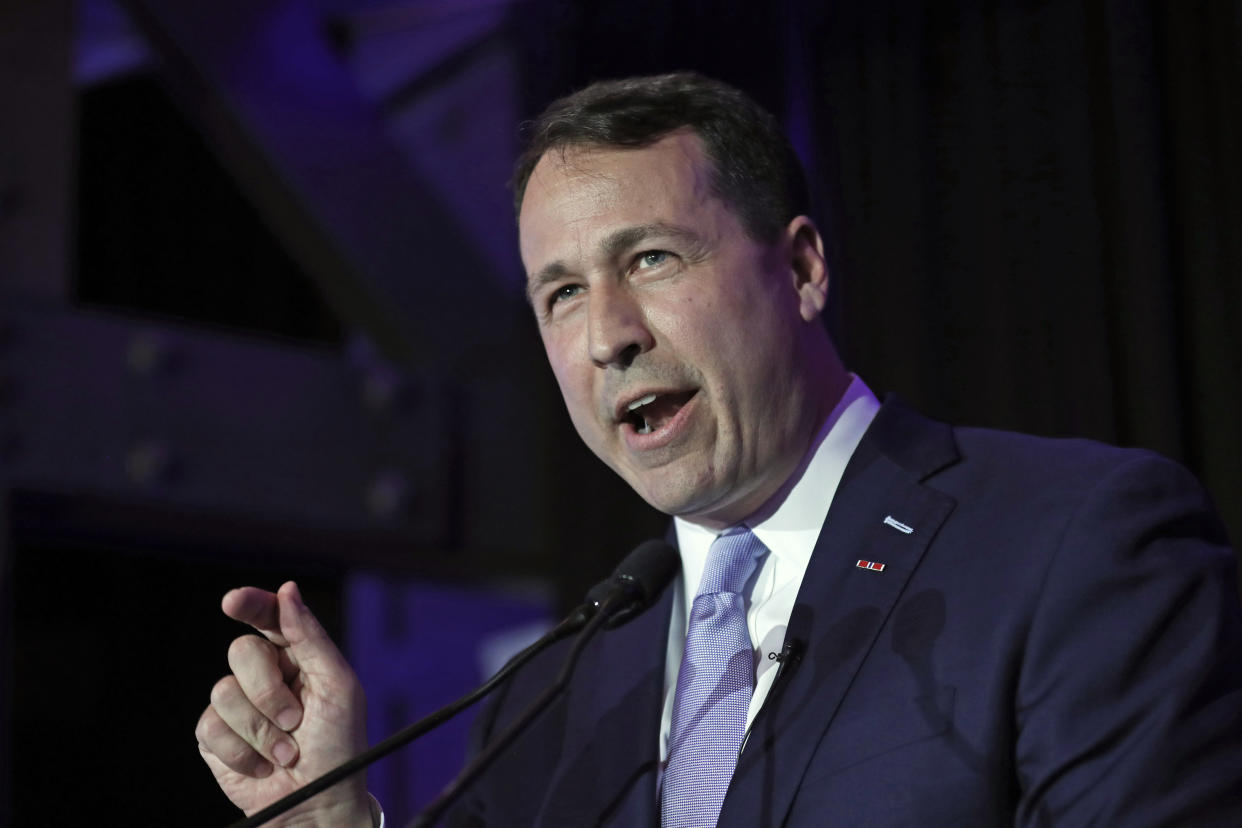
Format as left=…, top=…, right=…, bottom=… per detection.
left=265, top=790, right=374, bottom=828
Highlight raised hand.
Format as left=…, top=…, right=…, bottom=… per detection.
left=196, top=581, right=372, bottom=827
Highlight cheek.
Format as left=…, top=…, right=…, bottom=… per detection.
left=676, top=299, right=747, bottom=365
left=540, top=331, right=578, bottom=389
left=545, top=351, right=599, bottom=432
left=541, top=324, right=609, bottom=437
left=549, top=359, right=586, bottom=405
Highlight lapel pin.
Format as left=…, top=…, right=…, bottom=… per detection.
left=856, top=559, right=886, bottom=572
left=883, top=515, right=914, bottom=534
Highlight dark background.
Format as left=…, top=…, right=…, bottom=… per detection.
left=2, top=0, right=1239, bottom=825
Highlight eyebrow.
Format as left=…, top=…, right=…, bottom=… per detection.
left=525, top=222, right=702, bottom=305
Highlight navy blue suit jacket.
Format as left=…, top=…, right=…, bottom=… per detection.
left=457, top=400, right=1242, bottom=826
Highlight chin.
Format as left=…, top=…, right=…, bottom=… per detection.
left=631, top=487, right=689, bottom=517
left=626, top=479, right=698, bottom=517
left=636, top=477, right=732, bottom=521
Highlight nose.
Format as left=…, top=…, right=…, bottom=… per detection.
left=588, top=284, right=654, bottom=368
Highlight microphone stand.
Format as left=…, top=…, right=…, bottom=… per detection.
left=226, top=606, right=591, bottom=828
left=225, top=539, right=677, bottom=828
left=406, top=588, right=627, bottom=828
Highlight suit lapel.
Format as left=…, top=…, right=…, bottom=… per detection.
left=721, top=399, right=959, bottom=828
left=536, top=579, right=674, bottom=827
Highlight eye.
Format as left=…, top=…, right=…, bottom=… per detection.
left=548, top=283, right=583, bottom=308
left=635, top=250, right=671, bottom=270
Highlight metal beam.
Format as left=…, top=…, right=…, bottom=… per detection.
left=115, top=0, right=521, bottom=373
left=0, top=300, right=450, bottom=543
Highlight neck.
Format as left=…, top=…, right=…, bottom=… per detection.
left=682, top=347, right=851, bottom=532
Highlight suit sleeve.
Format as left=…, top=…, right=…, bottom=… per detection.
left=1014, top=453, right=1242, bottom=826
left=443, top=672, right=509, bottom=827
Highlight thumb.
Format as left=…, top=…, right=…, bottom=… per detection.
left=276, top=581, right=351, bottom=680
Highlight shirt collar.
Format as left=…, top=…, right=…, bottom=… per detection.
left=673, top=375, right=881, bottom=598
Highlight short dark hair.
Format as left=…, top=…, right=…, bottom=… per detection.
left=512, top=72, right=809, bottom=241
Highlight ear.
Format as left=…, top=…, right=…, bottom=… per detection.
left=785, top=216, right=829, bottom=322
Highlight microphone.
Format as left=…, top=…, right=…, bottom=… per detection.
left=408, top=540, right=679, bottom=827
left=584, top=538, right=680, bottom=627
left=225, top=539, right=678, bottom=828
left=739, top=635, right=806, bottom=758
left=769, top=637, right=804, bottom=670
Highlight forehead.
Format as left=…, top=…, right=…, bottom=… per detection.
left=517, top=131, right=720, bottom=271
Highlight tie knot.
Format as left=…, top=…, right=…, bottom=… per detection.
left=697, top=526, right=763, bottom=597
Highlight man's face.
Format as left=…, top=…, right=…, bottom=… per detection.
left=519, top=130, right=828, bottom=527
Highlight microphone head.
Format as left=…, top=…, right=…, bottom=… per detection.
left=585, top=539, right=679, bottom=628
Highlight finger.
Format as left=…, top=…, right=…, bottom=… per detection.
left=228, top=634, right=303, bottom=732
left=275, top=582, right=353, bottom=682
left=195, top=702, right=275, bottom=778
left=222, top=587, right=289, bottom=647
left=208, top=674, right=300, bottom=769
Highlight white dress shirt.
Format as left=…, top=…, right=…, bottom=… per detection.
left=660, top=376, right=880, bottom=762
left=376, top=378, right=879, bottom=823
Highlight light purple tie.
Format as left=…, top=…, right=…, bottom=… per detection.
left=662, top=526, right=763, bottom=828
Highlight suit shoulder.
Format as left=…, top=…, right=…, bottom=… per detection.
left=949, top=422, right=1199, bottom=495
left=867, top=396, right=1190, bottom=491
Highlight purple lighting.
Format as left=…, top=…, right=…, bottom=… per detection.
left=345, top=570, right=553, bottom=824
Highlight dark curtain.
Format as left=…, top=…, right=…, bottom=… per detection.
left=805, top=1, right=1241, bottom=545
left=515, top=0, right=1242, bottom=553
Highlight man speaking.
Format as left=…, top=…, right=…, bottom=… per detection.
left=196, top=73, right=1242, bottom=826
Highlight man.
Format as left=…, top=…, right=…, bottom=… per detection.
left=197, top=73, right=1242, bottom=826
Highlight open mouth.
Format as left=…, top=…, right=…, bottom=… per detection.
left=622, top=390, right=697, bottom=435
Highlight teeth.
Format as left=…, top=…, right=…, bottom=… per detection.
left=637, top=418, right=652, bottom=435
left=627, top=393, right=658, bottom=412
